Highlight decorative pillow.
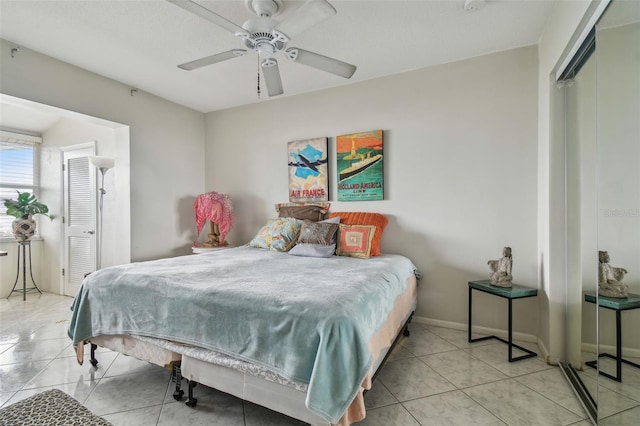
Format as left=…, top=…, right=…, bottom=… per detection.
left=328, top=212, right=388, bottom=256
left=276, top=202, right=330, bottom=211
left=249, top=217, right=302, bottom=252
left=288, top=243, right=336, bottom=258
left=320, top=216, right=340, bottom=244
left=297, top=220, right=339, bottom=245
left=320, top=216, right=340, bottom=224
left=336, top=224, right=376, bottom=259
left=276, top=202, right=330, bottom=221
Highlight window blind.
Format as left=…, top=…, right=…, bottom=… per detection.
left=0, top=135, right=41, bottom=237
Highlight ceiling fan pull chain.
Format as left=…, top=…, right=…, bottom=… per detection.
left=257, top=55, right=261, bottom=99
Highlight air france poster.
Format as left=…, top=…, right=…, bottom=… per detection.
left=288, top=137, right=329, bottom=202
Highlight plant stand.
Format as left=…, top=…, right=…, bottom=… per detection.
left=7, top=241, right=42, bottom=301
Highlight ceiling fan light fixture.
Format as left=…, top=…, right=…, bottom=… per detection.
left=239, top=17, right=288, bottom=54
left=257, top=43, right=275, bottom=58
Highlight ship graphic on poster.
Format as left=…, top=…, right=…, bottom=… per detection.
left=337, top=130, right=383, bottom=201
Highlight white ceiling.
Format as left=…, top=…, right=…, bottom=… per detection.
left=0, top=102, right=62, bottom=134
left=0, top=0, right=556, bottom=117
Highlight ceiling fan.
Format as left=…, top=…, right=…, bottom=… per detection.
left=167, top=0, right=357, bottom=97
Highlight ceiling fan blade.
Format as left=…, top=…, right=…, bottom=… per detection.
left=285, top=48, right=356, bottom=78
left=178, top=49, right=247, bottom=71
left=274, top=0, right=336, bottom=39
left=261, top=59, right=284, bottom=97
left=166, top=0, right=245, bottom=34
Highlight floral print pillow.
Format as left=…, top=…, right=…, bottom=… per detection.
left=249, top=217, right=303, bottom=252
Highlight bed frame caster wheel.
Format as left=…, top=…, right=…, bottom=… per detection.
left=186, top=398, right=197, bottom=408
left=173, top=390, right=184, bottom=401
left=403, top=328, right=410, bottom=337
left=90, top=358, right=98, bottom=367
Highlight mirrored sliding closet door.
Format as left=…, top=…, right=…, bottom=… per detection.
left=561, top=17, right=598, bottom=426
left=595, top=0, right=640, bottom=424
left=562, top=1, right=640, bottom=424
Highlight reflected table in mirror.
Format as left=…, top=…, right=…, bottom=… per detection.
left=584, top=292, right=640, bottom=382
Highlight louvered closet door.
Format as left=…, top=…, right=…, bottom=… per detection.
left=62, top=145, right=96, bottom=297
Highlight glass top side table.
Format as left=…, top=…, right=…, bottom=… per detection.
left=468, top=279, right=538, bottom=362
left=584, top=292, right=640, bottom=382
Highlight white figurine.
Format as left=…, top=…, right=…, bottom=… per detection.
left=488, top=247, right=513, bottom=287
left=598, top=251, right=628, bottom=298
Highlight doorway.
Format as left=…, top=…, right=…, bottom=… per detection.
left=61, top=143, right=96, bottom=296
left=0, top=94, right=131, bottom=297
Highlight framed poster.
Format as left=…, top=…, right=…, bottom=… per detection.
left=288, top=137, right=329, bottom=202
left=337, top=130, right=383, bottom=201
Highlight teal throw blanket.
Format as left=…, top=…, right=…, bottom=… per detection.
left=68, top=246, right=416, bottom=423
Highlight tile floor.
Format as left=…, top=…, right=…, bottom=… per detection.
left=1, top=292, right=639, bottom=425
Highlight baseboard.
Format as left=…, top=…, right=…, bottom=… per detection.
left=413, top=315, right=538, bottom=344
left=537, top=338, right=560, bottom=365
left=581, top=342, right=640, bottom=358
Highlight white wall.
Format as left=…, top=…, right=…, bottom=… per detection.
left=0, top=38, right=206, bottom=263
left=0, top=2, right=610, bottom=344
left=205, top=46, right=540, bottom=336
left=37, top=117, right=130, bottom=295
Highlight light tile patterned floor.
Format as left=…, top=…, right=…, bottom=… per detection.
left=1, top=292, right=638, bottom=425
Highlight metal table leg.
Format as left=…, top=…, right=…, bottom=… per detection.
left=468, top=287, right=537, bottom=362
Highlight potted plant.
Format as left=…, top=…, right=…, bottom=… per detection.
left=3, top=191, right=51, bottom=241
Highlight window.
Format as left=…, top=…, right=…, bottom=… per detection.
left=0, top=131, right=42, bottom=238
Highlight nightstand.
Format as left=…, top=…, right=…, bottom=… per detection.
left=468, top=279, right=538, bottom=362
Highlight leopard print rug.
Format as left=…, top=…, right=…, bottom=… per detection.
left=0, top=389, right=112, bottom=425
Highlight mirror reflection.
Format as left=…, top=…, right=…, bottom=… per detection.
left=563, top=29, right=598, bottom=422
left=595, top=1, right=640, bottom=423
left=563, top=1, right=640, bottom=424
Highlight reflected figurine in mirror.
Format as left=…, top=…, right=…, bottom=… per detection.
left=488, top=247, right=513, bottom=287
left=598, top=250, right=628, bottom=298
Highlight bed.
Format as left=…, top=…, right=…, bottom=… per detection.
left=68, top=245, right=418, bottom=425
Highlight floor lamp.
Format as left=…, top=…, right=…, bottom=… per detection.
left=89, top=156, right=115, bottom=270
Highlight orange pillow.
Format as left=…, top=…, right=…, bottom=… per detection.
left=328, top=212, right=388, bottom=256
